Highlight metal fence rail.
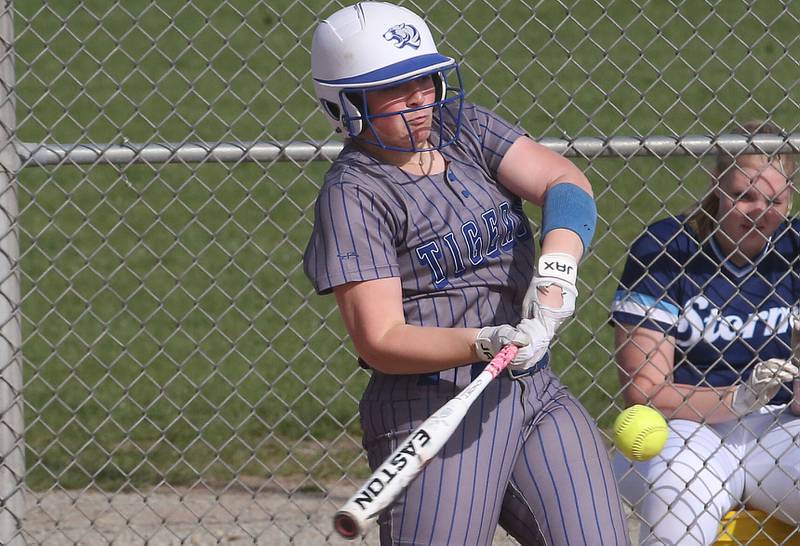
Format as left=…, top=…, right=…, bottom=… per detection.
left=1, top=1, right=799, bottom=544
left=14, top=134, right=800, bottom=166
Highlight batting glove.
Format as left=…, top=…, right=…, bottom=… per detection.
left=474, top=325, right=531, bottom=367
left=730, top=358, right=799, bottom=416
left=522, top=253, right=578, bottom=332
left=511, top=316, right=556, bottom=371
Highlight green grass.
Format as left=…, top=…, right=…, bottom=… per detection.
left=12, top=0, right=800, bottom=489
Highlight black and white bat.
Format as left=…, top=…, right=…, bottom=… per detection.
left=333, top=344, right=519, bottom=539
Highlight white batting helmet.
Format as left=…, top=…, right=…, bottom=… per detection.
left=311, top=2, right=464, bottom=151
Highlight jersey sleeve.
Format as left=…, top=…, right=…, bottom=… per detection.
left=611, top=224, right=683, bottom=333
left=460, top=104, right=526, bottom=177
left=303, top=177, right=400, bottom=295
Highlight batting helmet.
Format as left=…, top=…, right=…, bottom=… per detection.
left=311, top=2, right=464, bottom=151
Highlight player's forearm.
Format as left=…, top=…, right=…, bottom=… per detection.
left=624, top=381, right=738, bottom=424
left=616, top=324, right=740, bottom=423
left=356, top=324, right=482, bottom=374
left=540, top=228, right=584, bottom=262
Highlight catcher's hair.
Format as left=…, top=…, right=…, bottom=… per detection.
left=685, top=120, right=796, bottom=241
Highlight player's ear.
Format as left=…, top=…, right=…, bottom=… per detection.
left=431, top=72, right=444, bottom=102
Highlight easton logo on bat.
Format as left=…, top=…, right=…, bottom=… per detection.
left=353, top=429, right=432, bottom=510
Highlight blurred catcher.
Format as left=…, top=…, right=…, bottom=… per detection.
left=612, top=120, right=800, bottom=546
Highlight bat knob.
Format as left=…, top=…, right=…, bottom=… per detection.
left=333, top=511, right=361, bottom=540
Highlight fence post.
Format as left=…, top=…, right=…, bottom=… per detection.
left=0, top=1, right=23, bottom=544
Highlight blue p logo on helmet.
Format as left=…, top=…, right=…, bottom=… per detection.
left=383, top=23, right=420, bottom=49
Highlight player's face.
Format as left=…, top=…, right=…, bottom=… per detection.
left=715, top=156, right=792, bottom=257
left=362, top=75, right=436, bottom=149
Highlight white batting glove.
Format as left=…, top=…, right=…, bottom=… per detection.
left=522, top=252, right=578, bottom=329
left=474, top=325, right=531, bottom=367
left=511, top=316, right=555, bottom=371
left=730, top=358, right=799, bottom=416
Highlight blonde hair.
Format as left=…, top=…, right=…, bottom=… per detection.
left=685, top=120, right=796, bottom=240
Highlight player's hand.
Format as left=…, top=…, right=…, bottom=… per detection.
left=522, top=253, right=578, bottom=333
left=474, top=325, right=530, bottom=367
left=511, top=316, right=556, bottom=370
left=730, top=358, right=799, bottom=416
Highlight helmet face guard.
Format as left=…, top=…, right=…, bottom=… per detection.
left=340, top=64, right=464, bottom=152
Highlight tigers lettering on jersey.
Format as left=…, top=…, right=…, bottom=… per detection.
left=414, top=201, right=531, bottom=288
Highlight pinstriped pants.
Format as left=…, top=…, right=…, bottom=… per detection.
left=360, top=368, right=631, bottom=546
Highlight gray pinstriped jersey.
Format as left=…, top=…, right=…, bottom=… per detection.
left=304, top=102, right=534, bottom=400
left=303, top=102, right=631, bottom=545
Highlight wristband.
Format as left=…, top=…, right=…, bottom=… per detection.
left=536, top=253, right=577, bottom=285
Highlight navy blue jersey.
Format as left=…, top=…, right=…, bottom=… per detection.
left=304, top=102, right=535, bottom=399
left=612, top=215, right=800, bottom=403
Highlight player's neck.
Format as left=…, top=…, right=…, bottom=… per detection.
left=401, top=149, right=446, bottom=176
left=713, top=232, right=766, bottom=267
left=357, top=141, right=445, bottom=176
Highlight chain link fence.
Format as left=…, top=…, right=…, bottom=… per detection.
left=1, top=0, right=799, bottom=544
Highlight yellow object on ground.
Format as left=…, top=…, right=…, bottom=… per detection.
left=714, top=510, right=800, bottom=545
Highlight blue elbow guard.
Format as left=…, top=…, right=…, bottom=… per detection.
left=541, top=183, right=596, bottom=252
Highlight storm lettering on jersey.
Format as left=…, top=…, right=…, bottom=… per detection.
left=676, top=294, right=791, bottom=347
left=414, top=201, right=531, bottom=287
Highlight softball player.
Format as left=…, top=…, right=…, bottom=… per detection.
left=611, top=121, right=800, bottom=545
left=303, top=3, right=629, bottom=545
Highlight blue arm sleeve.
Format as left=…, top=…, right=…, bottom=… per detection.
left=541, top=182, right=596, bottom=252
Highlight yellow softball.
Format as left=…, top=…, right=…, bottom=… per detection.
left=613, top=405, right=669, bottom=461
